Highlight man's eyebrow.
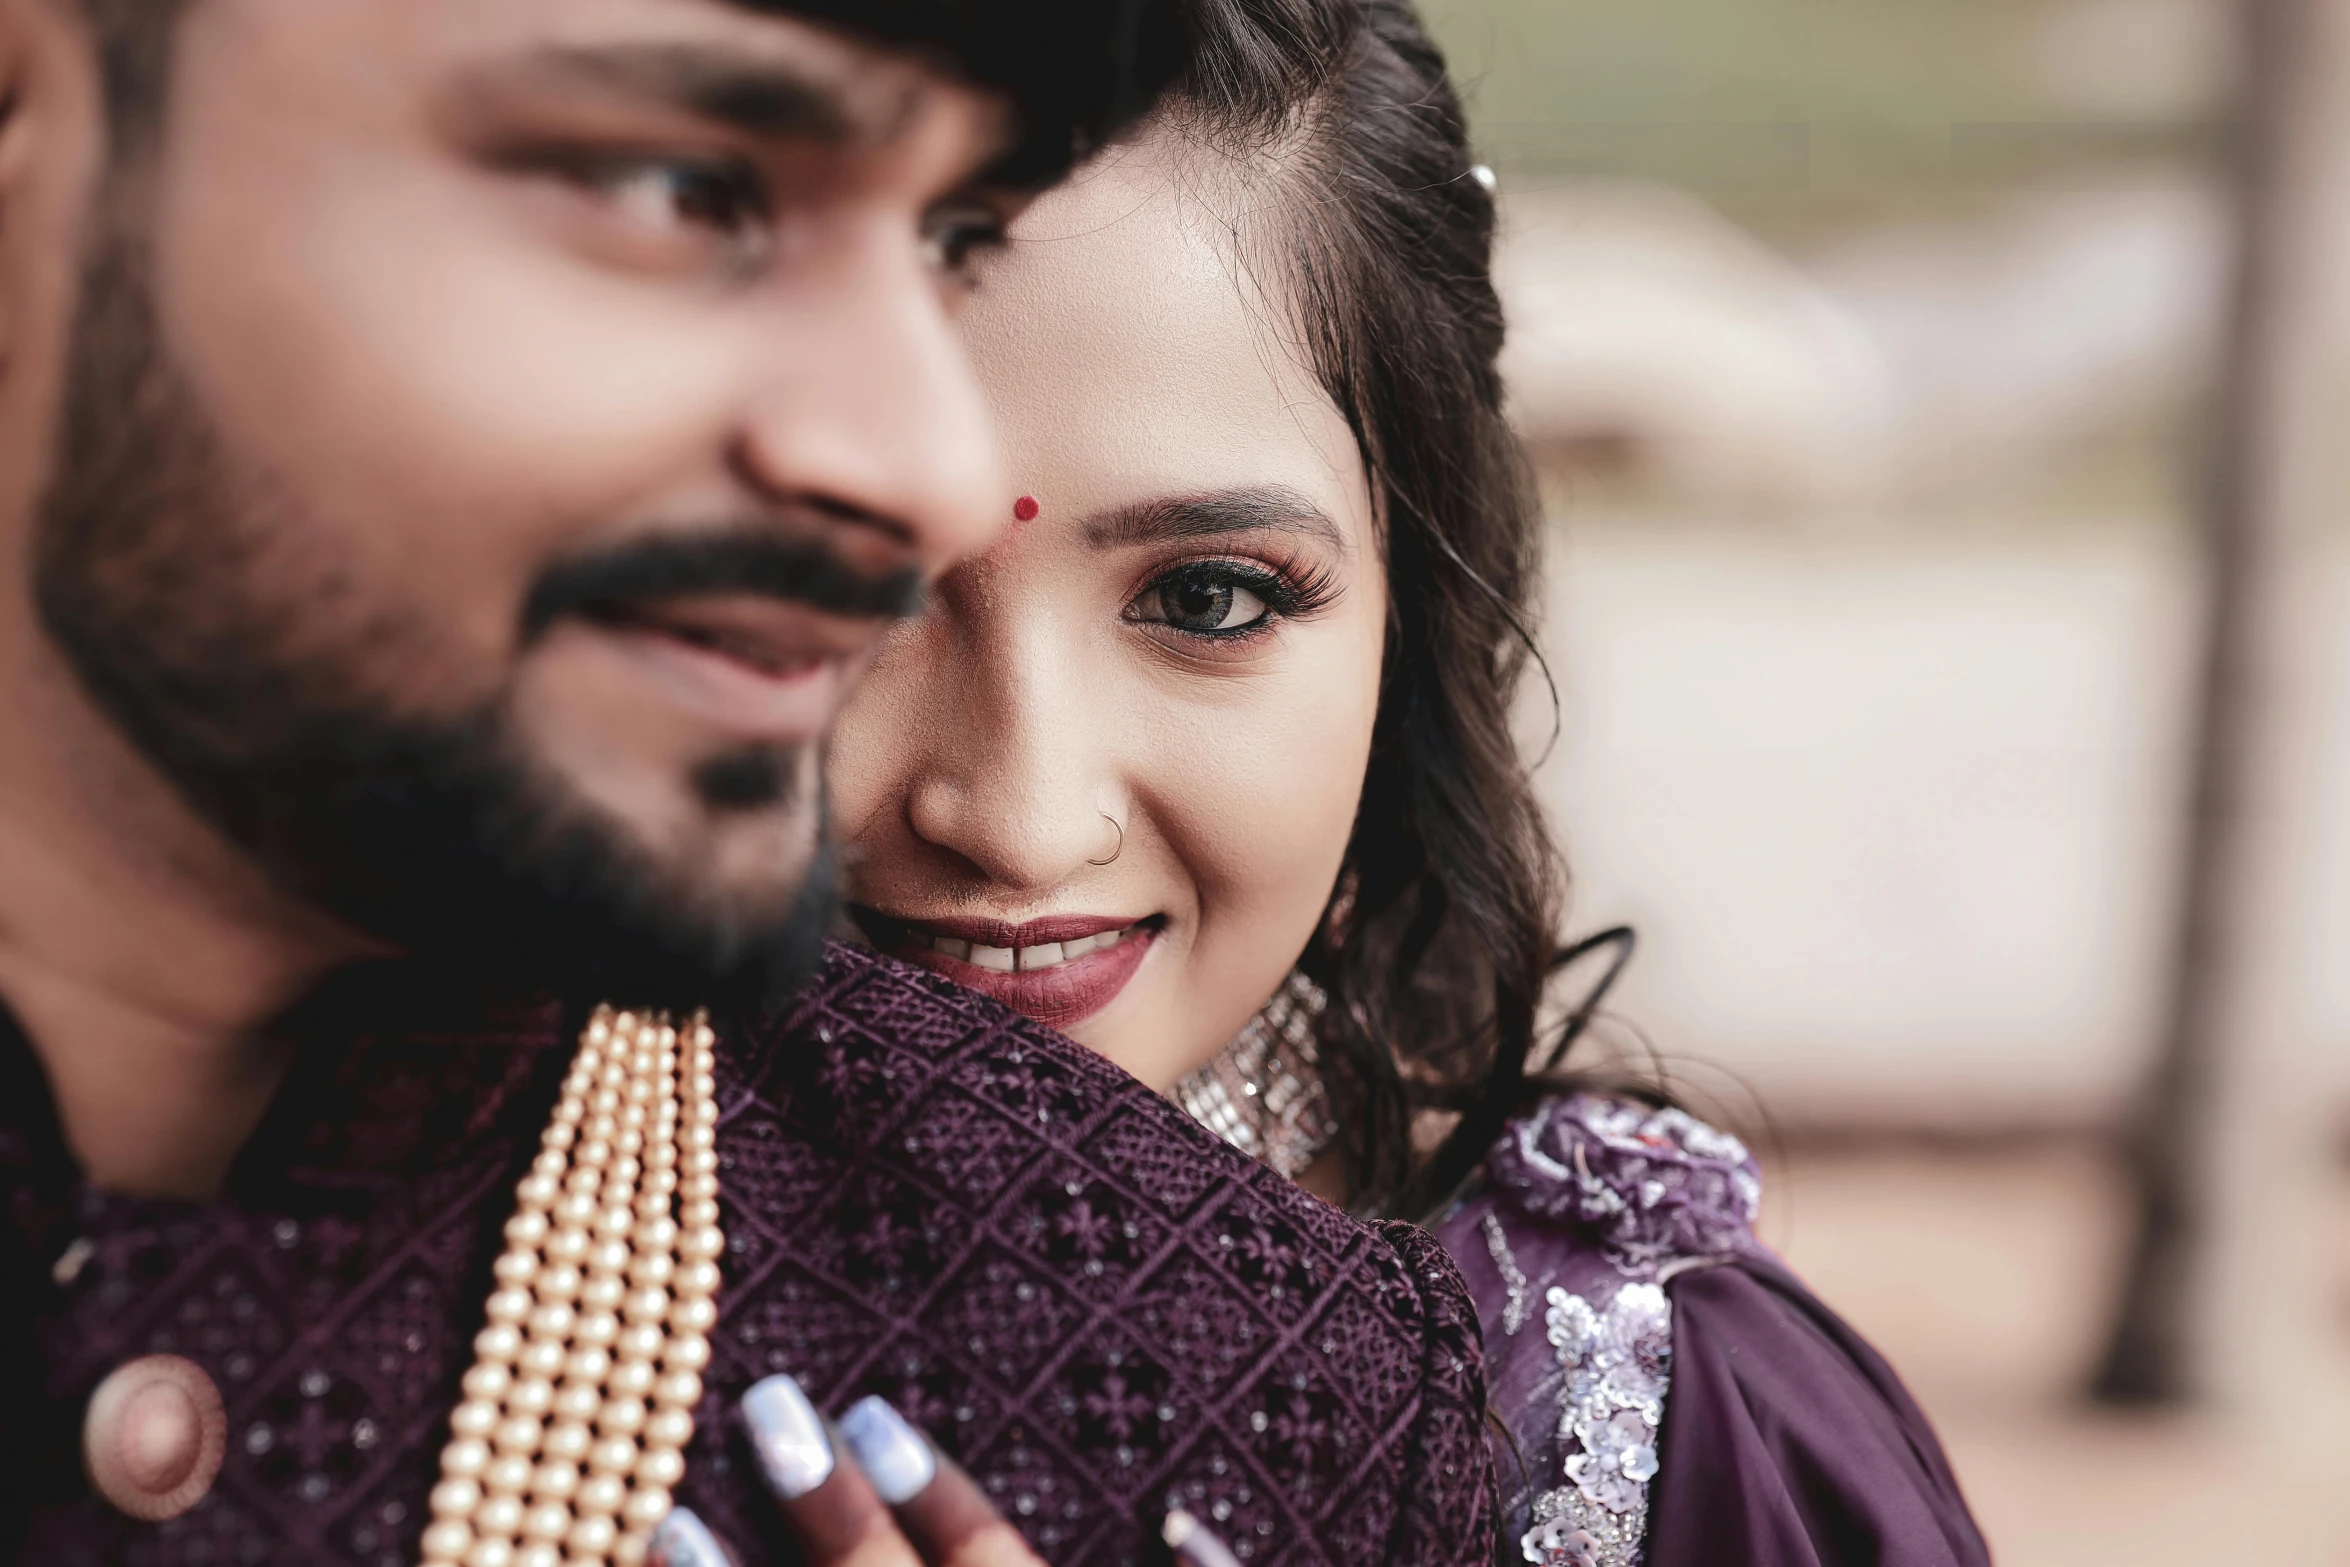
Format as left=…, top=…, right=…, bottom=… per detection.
left=1084, top=487, right=1351, bottom=554
left=505, top=43, right=906, bottom=145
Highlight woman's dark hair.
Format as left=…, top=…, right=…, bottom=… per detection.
left=1161, top=0, right=1568, bottom=1218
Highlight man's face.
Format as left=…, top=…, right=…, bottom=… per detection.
left=30, top=0, right=1021, bottom=1004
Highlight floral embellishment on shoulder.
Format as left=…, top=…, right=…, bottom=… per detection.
left=1521, top=1281, right=1673, bottom=1567
left=1486, top=1093, right=1761, bottom=1278
left=1484, top=1097, right=1752, bottom=1566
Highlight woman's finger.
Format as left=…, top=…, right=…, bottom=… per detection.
left=675, top=1448, right=1247, bottom=1567
left=650, top=1507, right=738, bottom=1567
left=1162, top=1510, right=1245, bottom=1567
left=742, top=1375, right=919, bottom=1566
left=836, top=1397, right=1041, bottom=1567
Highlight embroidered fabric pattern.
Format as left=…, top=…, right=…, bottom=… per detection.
left=1468, top=1094, right=1762, bottom=1567
left=3, top=949, right=1500, bottom=1567
left=1519, top=1283, right=1671, bottom=1567
left=1175, top=971, right=1337, bottom=1180
left=696, top=949, right=1496, bottom=1567
left=1485, top=1095, right=1761, bottom=1278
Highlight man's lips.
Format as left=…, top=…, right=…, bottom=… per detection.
left=575, top=595, right=883, bottom=742
left=593, top=594, right=881, bottom=672
left=857, top=910, right=1161, bottom=1031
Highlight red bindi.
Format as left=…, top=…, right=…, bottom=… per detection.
left=1012, top=495, right=1040, bottom=522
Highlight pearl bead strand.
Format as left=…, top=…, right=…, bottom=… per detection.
left=423, top=1008, right=723, bottom=1567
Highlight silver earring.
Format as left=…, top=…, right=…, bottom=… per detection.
left=1088, top=813, right=1125, bottom=867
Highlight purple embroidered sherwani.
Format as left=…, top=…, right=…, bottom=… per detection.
left=1433, top=1095, right=1990, bottom=1567
left=0, top=946, right=1497, bottom=1566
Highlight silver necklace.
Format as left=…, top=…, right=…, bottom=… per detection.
left=1176, top=971, right=1336, bottom=1179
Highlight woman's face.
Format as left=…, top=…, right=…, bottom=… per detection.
left=828, top=132, right=1386, bottom=1092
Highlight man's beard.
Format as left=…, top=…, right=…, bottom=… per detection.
left=29, top=213, right=874, bottom=1016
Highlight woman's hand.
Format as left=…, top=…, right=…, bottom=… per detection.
left=648, top=1375, right=1242, bottom=1567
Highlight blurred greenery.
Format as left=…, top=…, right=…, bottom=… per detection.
left=1420, top=0, right=2222, bottom=232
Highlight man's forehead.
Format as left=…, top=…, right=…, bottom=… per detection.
left=184, top=0, right=1184, bottom=193
left=207, top=0, right=1000, bottom=140
left=465, top=36, right=943, bottom=152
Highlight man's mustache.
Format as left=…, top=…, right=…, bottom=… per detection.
left=522, top=529, right=925, bottom=642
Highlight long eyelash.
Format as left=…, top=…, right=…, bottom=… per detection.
left=1199, top=552, right=1344, bottom=620
left=1126, top=551, right=1345, bottom=650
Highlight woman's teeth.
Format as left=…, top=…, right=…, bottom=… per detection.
left=914, top=925, right=1139, bottom=973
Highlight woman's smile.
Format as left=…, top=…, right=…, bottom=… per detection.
left=856, top=910, right=1163, bottom=1031
left=828, top=134, right=1386, bottom=1092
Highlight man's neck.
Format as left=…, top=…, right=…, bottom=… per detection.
left=0, top=634, right=369, bottom=1200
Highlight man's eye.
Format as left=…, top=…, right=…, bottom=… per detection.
left=920, top=198, right=1008, bottom=281
left=593, top=159, right=771, bottom=248
left=1130, top=565, right=1276, bottom=637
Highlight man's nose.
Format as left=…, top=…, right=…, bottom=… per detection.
left=733, top=236, right=1007, bottom=583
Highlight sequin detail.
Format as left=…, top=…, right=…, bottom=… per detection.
left=1481, top=1095, right=1760, bottom=1567
left=1481, top=1214, right=1529, bottom=1337
left=1487, top=1095, right=1761, bottom=1277
left=1520, top=1282, right=1671, bottom=1567
left=1176, top=971, right=1336, bottom=1179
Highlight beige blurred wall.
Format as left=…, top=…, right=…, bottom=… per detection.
left=1530, top=523, right=2350, bottom=1133
left=1444, top=0, right=2350, bottom=1140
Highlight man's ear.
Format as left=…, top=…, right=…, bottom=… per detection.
left=0, top=1, right=40, bottom=275
left=0, top=0, right=108, bottom=494
left=0, top=0, right=36, bottom=122
left=0, top=0, right=106, bottom=158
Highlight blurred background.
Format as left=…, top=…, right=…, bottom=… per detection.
left=1420, top=0, right=2350, bottom=1558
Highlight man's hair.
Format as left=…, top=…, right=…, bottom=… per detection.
left=76, top=0, right=1194, bottom=188
left=773, top=0, right=1192, bottom=186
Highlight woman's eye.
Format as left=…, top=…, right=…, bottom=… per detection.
left=1132, top=566, right=1276, bottom=637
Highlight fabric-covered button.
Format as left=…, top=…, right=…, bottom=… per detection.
left=84, top=1354, right=227, bottom=1521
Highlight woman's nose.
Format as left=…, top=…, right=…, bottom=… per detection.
left=905, top=767, right=1125, bottom=893
left=899, top=647, right=1125, bottom=892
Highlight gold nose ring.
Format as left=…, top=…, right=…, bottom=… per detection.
left=1089, top=814, right=1125, bottom=868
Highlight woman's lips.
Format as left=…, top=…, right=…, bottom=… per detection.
left=877, top=915, right=1158, bottom=1032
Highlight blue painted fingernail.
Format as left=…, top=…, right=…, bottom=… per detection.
left=1164, top=1509, right=1247, bottom=1567
left=838, top=1395, right=937, bottom=1505
left=741, top=1375, right=835, bottom=1500
left=650, top=1506, right=734, bottom=1567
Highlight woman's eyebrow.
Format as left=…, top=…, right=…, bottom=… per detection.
left=1083, top=487, right=1349, bottom=553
